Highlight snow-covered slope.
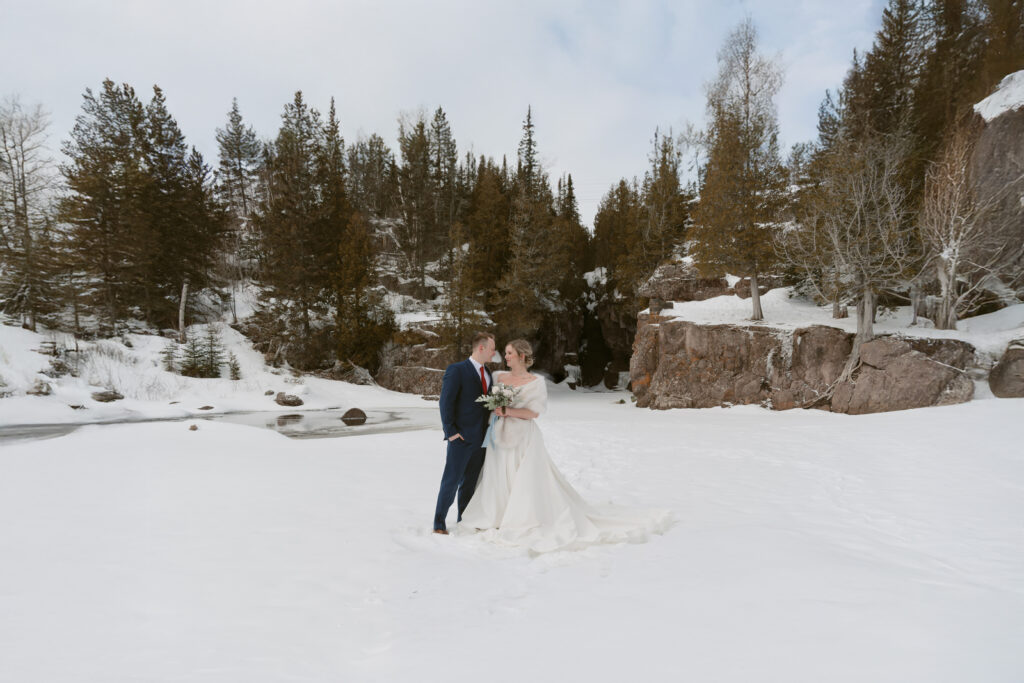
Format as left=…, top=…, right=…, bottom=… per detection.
left=974, top=69, right=1024, bottom=121
left=647, top=288, right=1024, bottom=359
left=0, top=323, right=424, bottom=427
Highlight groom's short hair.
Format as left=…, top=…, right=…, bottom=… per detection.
left=471, top=331, right=495, bottom=349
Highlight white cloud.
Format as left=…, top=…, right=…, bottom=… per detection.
left=0, top=0, right=883, bottom=227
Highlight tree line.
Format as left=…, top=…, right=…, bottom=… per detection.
left=1, top=0, right=1022, bottom=379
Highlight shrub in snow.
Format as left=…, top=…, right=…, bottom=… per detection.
left=228, top=352, right=241, bottom=380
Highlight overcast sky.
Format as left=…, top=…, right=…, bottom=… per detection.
left=2, top=0, right=886, bottom=228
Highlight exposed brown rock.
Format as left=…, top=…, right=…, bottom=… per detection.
left=989, top=341, right=1024, bottom=398
left=91, top=390, right=124, bottom=403
left=831, top=336, right=974, bottom=414
left=27, top=380, right=53, bottom=396
left=630, top=316, right=978, bottom=414
left=376, top=366, right=444, bottom=396
left=342, top=408, right=368, bottom=425
left=275, top=392, right=304, bottom=407
left=637, top=261, right=731, bottom=302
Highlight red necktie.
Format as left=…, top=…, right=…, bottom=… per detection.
left=480, top=366, right=487, bottom=393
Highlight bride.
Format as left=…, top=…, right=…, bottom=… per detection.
left=459, top=339, right=672, bottom=553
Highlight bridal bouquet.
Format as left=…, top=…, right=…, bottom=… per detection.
left=475, top=384, right=520, bottom=411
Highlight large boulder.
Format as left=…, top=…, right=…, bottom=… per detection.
left=341, top=407, right=368, bottom=425
left=377, top=366, right=444, bottom=396
left=989, top=340, right=1024, bottom=398
left=830, top=337, right=975, bottom=414
left=633, top=319, right=786, bottom=409
left=629, top=317, right=661, bottom=404
left=274, top=392, right=304, bottom=407
left=638, top=261, right=731, bottom=302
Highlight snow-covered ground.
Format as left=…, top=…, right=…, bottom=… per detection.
left=648, top=287, right=1024, bottom=360
left=1, top=386, right=1021, bottom=682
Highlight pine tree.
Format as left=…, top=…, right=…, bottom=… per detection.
left=227, top=351, right=241, bottom=380
left=215, top=98, right=262, bottom=318
left=160, top=340, right=178, bottom=372
left=346, top=133, right=398, bottom=219
left=255, top=91, right=336, bottom=358
left=492, top=109, right=563, bottom=340
left=215, top=98, right=261, bottom=220
left=518, top=106, right=538, bottom=199
left=440, top=221, right=482, bottom=361
left=335, top=212, right=395, bottom=373
left=60, top=80, right=150, bottom=335
left=179, top=335, right=204, bottom=377
left=396, top=113, right=434, bottom=291
left=692, top=19, right=786, bottom=320
left=979, top=0, right=1024, bottom=90
left=464, top=157, right=511, bottom=308
left=913, top=0, right=986, bottom=168
left=429, top=107, right=460, bottom=261
left=202, top=326, right=226, bottom=377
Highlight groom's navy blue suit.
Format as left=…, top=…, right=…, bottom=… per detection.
left=434, top=358, right=492, bottom=531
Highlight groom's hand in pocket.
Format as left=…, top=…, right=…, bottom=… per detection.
left=448, top=433, right=464, bottom=442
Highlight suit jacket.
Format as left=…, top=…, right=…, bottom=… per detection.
left=439, top=358, right=493, bottom=445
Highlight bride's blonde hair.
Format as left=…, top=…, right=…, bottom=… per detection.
left=507, top=339, right=534, bottom=368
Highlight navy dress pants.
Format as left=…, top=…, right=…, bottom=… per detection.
left=433, top=439, right=486, bottom=531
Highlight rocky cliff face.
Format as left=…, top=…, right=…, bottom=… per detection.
left=375, top=323, right=449, bottom=396
left=972, top=77, right=1024, bottom=299
left=630, top=314, right=978, bottom=415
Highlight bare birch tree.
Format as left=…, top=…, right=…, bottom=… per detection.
left=0, top=96, right=57, bottom=331
left=918, top=124, right=1024, bottom=329
left=827, top=133, right=917, bottom=379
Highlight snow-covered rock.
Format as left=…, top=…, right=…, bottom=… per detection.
left=632, top=288, right=1024, bottom=414
left=973, top=69, right=1024, bottom=122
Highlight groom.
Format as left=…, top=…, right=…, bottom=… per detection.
left=433, top=331, right=496, bottom=534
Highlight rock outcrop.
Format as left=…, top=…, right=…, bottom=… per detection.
left=637, top=261, right=732, bottom=302
left=989, top=340, right=1024, bottom=398
left=830, top=337, right=975, bottom=414
left=631, top=314, right=978, bottom=414
left=375, top=322, right=450, bottom=395
left=274, top=392, right=304, bottom=407
left=376, top=366, right=445, bottom=396
left=972, top=88, right=1024, bottom=297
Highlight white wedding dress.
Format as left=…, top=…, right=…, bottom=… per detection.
left=459, top=372, right=672, bottom=553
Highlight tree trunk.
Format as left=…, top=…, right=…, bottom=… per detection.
left=910, top=283, right=920, bottom=326
left=935, top=261, right=958, bottom=329
left=832, top=299, right=848, bottom=319
left=178, top=280, right=189, bottom=343
left=749, top=271, right=764, bottom=321
left=856, top=286, right=874, bottom=340
left=835, top=284, right=875, bottom=387
left=106, top=281, right=118, bottom=337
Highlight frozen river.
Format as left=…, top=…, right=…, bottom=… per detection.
left=0, top=406, right=441, bottom=444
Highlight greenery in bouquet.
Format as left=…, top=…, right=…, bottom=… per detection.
left=475, top=384, right=520, bottom=411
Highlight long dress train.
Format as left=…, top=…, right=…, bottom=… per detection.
left=459, top=373, right=672, bottom=553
